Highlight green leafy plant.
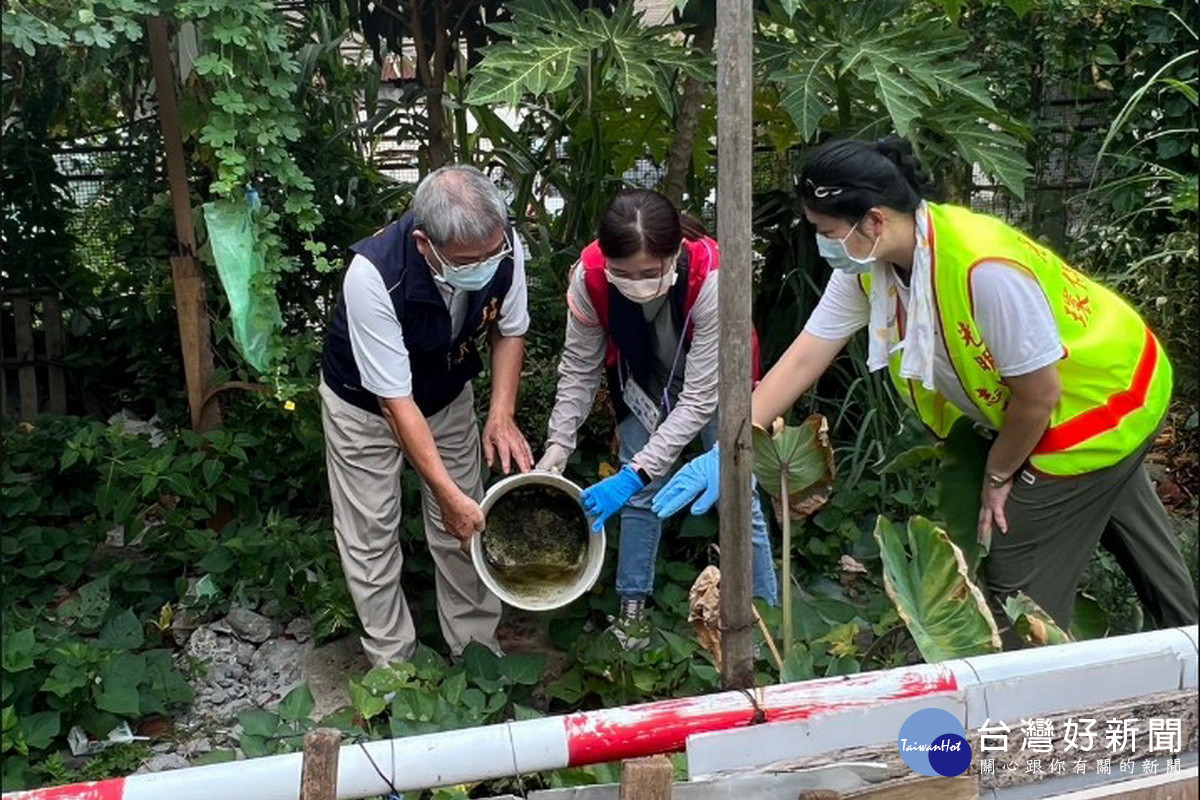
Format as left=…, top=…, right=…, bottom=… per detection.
left=874, top=515, right=1001, bottom=662
left=752, top=414, right=836, bottom=658
left=758, top=0, right=1032, bottom=196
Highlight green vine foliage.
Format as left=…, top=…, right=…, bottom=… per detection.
left=3, top=0, right=335, bottom=388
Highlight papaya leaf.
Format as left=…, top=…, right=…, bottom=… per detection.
left=875, top=515, right=1000, bottom=662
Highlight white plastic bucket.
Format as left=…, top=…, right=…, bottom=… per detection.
left=471, top=471, right=605, bottom=612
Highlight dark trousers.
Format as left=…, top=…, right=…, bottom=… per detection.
left=984, top=432, right=1198, bottom=649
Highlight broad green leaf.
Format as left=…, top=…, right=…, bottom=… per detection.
left=41, top=663, right=88, bottom=698
left=879, top=444, right=943, bottom=475
left=498, top=653, right=545, bottom=687
left=1003, top=592, right=1072, bottom=646
left=780, top=644, right=815, bottom=682
left=934, top=418, right=991, bottom=572
left=98, top=609, right=145, bottom=651
left=238, top=709, right=282, bottom=738
left=94, top=653, right=145, bottom=716
left=277, top=683, right=314, bottom=722
left=1, top=629, right=36, bottom=672
left=1070, top=594, right=1110, bottom=640
left=348, top=680, right=387, bottom=721
left=461, top=641, right=501, bottom=686
left=874, top=516, right=1000, bottom=662
left=19, top=711, right=59, bottom=750
left=751, top=414, right=835, bottom=523
left=58, top=576, right=111, bottom=632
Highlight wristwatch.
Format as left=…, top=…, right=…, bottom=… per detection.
left=986, top=472, right=1012, bottom=489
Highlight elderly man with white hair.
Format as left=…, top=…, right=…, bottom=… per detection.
left=319, top=165, right=532, bottom=666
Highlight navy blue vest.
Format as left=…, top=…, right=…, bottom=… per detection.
left=321, top=212, right=515, bottom=417
left=604, top=250, right=692, bottom=422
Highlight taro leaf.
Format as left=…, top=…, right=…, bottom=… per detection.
left=1003, top=592, right=1073, bottom=647
left=935, top=418, right=991, bottom=573
left=752, top=414, right=835, bottom=524
left=1069, top=593, right=1110, bottom=640
left=874, top=515, right=1000, bottom=663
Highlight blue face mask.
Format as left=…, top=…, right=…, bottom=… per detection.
left=429, top=235, right=511, bottom=291
left=815, top=216, right=879, bottom=274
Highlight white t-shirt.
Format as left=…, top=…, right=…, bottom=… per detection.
left=803, top=264, right=1062, bottom=426
left=343, top=237, right=530, bottom=399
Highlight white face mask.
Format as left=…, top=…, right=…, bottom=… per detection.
left=604, top=254, right=679, bottom=303
left=605, top=269, right=677, bottom=302
left=815, top=215, right=880, bottom=274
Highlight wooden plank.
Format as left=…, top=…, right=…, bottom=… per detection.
left=620, top=756, right=673, bottom=800
left=171, top=258, right=221, bottom=432
left=843, top=775, right=977, bottom=800
left=12, top=296, right=38, bottom=420
left=41, top=294, right=67, bottom=414
left=298, top=728, right=341, bottom=800
left=1043, top=766, right=1198, bottom=800
left=714, top=0, right=755, bottom=691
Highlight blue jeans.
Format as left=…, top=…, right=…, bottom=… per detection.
left=615, top=414, right=779, bottom=605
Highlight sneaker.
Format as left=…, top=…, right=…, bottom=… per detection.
left=607, top=598, right=652, bottom=651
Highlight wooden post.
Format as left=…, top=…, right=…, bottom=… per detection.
left=42, top=294, right=67, bottom=415
left=620, top=755, right=673, bottom=800
left=12, top=296, right=38, bottom=420
left=147, top=16, right=221, bottom=432
left=715, top=0, right=756, bottom=689
left=298, top=728, right=341, bottom=800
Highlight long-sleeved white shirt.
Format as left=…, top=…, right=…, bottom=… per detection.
left=545, top=262, right=721, bottom=478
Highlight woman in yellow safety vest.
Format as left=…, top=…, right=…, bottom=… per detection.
left=654, top=137, right=1197, bottom=645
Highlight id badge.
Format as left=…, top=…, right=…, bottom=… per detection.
left=622, top=377, right=661, bottom=433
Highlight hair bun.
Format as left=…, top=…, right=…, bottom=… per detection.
left=874, top=136, right=937, bottom=199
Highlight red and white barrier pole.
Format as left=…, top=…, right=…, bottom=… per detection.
left=2, top=663, right=956, bottom=800
left=6, top=625, right=1195, bottom=800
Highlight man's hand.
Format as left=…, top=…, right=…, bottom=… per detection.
left=977, top=478, right=1013, bottom=552
left=438, top=487, right=486, bottom=553
left=482, top=412, right=533, bottom=475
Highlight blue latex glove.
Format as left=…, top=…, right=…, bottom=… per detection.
left=581, top=465, right=646, bottom=533
left=651, top=445, right=720, bottom=518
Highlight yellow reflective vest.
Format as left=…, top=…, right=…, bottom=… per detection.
left=861, top=203, right=1171, bottom=476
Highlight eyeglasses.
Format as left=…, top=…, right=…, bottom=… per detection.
left=428, top=231, right=513, bottom=271
left=804, top=178, right=843, bottom=198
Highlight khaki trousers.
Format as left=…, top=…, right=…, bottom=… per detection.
left=319, top=379, right=501, bottom=666
left=985, top=430, right=1198, bottom=649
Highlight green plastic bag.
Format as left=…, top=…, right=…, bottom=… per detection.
left=202, top=196, right=281, bottom=373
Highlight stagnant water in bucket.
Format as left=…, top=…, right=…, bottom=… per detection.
left=483, top=485, right=589, bottom=601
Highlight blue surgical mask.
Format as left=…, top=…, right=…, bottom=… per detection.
left=429, top=235, right=511, bottom=291
left=439, top=257, right=503, bottom=291
left=815, top=216, right=879, bottom=274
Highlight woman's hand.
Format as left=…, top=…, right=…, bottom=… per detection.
left=978, top=477, right=1013, bottom=551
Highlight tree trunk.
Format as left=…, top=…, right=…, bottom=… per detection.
left=411, top=0, right=450, bottom=172
left=662, top=23, right=715, bottom=207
